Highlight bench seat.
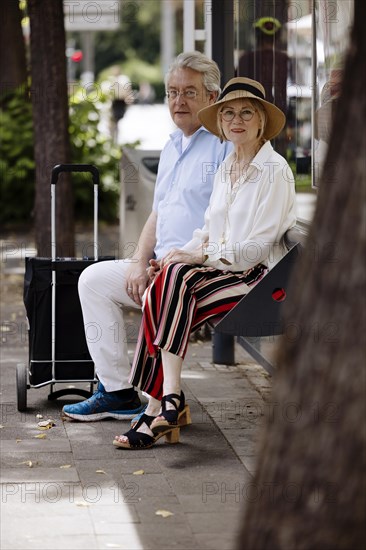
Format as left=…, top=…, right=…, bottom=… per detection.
left=209, top=223, right=309, bottom=374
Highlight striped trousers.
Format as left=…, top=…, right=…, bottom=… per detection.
left=129, top=262, right=267, bottom=399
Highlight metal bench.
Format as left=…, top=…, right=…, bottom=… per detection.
left=210, top=221, right=310, bottom=374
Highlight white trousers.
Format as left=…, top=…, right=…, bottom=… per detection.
left=78, top=259, right=140, bottom=392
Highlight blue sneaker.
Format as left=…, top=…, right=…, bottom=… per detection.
left=62, top=383, right=145, bottom=421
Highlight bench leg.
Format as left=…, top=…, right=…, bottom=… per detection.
left=212, top=332, right=235, bottom=365
left=237, top=336, right=274, bottom=376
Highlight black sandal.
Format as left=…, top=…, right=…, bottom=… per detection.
left=151, top=391, right=191, bottom=434
left=113, top=413, right=180, bottom=449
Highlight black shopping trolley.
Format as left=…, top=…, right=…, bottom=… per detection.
left=17, top=164, right=113, bottom=411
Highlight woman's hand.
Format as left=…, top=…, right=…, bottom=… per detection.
left=161, top=247, right=204, bottom=268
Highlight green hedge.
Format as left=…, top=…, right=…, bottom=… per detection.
left=0, top=86, right=122, bottom=226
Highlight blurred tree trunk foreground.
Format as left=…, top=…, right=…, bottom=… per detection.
left=238, top=2, right=366, bottom=549
left=28, top=0, right=74, bottom=256
left=0, top=0, right=27, bottom=94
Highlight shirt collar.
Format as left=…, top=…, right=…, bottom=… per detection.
left=170, top=126, right=209, bottom=152
left=222, top=140, right=273, bottom=168
left=252, top=140, right=273, bottom=165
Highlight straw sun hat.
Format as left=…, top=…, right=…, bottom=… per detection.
left=198, top=77, right=286, bottom=141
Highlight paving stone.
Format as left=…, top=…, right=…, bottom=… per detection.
left=221, top=428, right=262, bottom=457
left=97, top=523, right=199, bottom=549
left=0, top=465, right=79, bottom=483
left=2, top=509, right=94, bottom=536
left=237, top=456, right=258, bottom=475
left=1, top=451, right=74, bottom=469
left=88, top=502, right=140, bottom=527
left=1, top=439, right=71, bottom=453
left=185, top=510, right=242, bottom=534
left=121, top=472, right=175, bottom=498
left=178, top=493, right=242, bottom=514
left=0, top=534, right=99, bottom=550
left=194, top=532, right=238, bottom=550
left=75, top=457, right=162, bottom=477
left=133, top=495, right=187, bottom=524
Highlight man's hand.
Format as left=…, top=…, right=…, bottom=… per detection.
left=147, top=258, right=161, bottom=281
left=126, top=263, right=149, bottom=306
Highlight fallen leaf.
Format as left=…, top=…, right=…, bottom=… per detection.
left=133, top=469, right=145, bottom=475
left=60, top=464, right=72, bottom=469
left=37, top=419, right=55, bottom=430
left=155, top=509, right=174, bottom=518
left=95, top=469, right=107, bottom=474
left=34, top=433, right=47, bottom=439
left=16, top=439, right=22, bottom=443
left=19, top=461, right=33, bottom=468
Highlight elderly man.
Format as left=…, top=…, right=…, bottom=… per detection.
left=62, top=51, right=232, bottom=421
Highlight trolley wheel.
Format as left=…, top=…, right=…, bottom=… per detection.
left=16, top=363, right=28, bottom=412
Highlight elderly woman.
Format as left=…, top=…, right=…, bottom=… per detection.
left=114, top=77, right=297, bottom=449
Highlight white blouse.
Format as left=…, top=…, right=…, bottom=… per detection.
left=183, top=141, right=297, bottom=272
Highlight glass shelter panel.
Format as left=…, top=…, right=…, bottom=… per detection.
left=230, top=0, right=354, bottom=368
left=234, top=0, right=312, bottom=177
left=234, top=0, right=353, bottom=192
left=313, top=0, right=354, bottom=187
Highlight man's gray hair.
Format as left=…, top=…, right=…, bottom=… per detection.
left=165, top=51, right=221, bottom=94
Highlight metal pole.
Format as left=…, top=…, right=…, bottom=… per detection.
left=204, top=0, right=212, bottom=57
left=212, top=332, right=235, bottom=365
left=183, top=0, right=195, bottom=52
left=161, top=0, right=176, bottom=76
left=311, top=0, right=317, bottom=189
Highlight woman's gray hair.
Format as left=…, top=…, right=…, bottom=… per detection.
left=165, top=51, right=221, bottom=94
left=217, top=98, right=267, bottom=144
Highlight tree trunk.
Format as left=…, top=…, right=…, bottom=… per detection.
left=238, top=2, right=366, bottom=549
left=28, top=0, right=74, bottom=257
left=0, top=0, right=27, bottom=94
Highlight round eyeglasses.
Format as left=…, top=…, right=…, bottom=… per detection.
left=166, top=89, right=198, bottom=100
left=220, top=108, right=256, bottom=122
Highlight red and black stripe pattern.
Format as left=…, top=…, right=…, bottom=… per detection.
left=129, top=262, right=267, bottom=399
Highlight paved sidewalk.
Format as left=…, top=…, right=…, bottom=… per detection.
left=1, top=227, right=272, bottom=550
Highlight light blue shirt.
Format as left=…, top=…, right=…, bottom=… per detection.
left=153, top=127, right=232, bottom=259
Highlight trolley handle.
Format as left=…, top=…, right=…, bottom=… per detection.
left=51, top=164, right=99, bottom=261
left=51, top=164, right=99, bottom=186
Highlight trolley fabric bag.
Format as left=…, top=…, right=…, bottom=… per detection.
left=23, top=164, right=113, bottom=389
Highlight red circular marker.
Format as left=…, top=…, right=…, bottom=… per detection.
left=272, top=288, right=286, bottom=302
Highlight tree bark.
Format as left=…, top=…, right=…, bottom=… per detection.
left=0, top=0, right=27, bottom=95
left=238, top=2, right=366, bottom=549
left=28, top=0, right=74, bottom=256
left=0, top=0, right=28, bottom=94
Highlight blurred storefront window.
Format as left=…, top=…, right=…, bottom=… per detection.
left=232, top=0, right=354, bottom=189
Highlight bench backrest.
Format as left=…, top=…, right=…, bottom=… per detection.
left=284, top=222, right=309, bottom=250
left=214, top=222, right=310, bottom=338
